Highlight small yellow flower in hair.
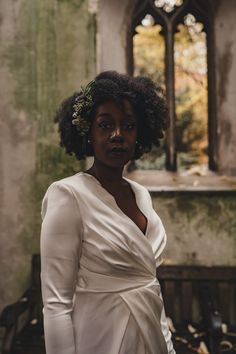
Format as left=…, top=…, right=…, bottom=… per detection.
left=72, top=80, right=96, bottom=136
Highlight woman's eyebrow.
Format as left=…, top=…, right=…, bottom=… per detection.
left=96, top=112, right=136, bottom=120
left=96, top=113, right=111, bottom=118
left=124, top=113, right=136, bottom=120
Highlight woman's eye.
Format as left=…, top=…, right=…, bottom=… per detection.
left=98, top=122, right=111, bottom=129
left=124, top=122, right=136, bottom=130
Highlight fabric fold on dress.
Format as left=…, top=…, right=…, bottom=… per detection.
left=120, top=281, right=168, bottom=354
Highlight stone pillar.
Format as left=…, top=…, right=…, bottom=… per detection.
left=215, top=0, right=236, bottom=175
left=97, top=0, right=138, bottom=73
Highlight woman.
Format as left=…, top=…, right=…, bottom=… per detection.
left=40, top=71, right=175, bottom=354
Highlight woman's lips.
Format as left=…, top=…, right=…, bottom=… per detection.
left=108, top=146, right=128, bottom=157
left=110, top=146, right=128, bottom=153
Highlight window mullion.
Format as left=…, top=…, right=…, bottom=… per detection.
left=165, top=23, right=177, bottom=171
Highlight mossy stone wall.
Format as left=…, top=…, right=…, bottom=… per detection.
left=0, top=0, right=96, bottom=310
left=152, top=192, right=236, bottom=265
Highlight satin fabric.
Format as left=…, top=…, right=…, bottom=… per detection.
left=40, top=172, right=175, bottom=354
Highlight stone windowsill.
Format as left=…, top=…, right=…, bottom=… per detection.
left=126, top=170, right=236, bottom=193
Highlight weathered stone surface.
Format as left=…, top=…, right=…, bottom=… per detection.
left=0, top=0, right=96, bottom=310
left=152, top=192, right=236, bottom=266
left=215, top=0, right=236, bottom=174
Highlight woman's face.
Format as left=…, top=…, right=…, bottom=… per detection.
left=90, top=99, right=137, bottom=169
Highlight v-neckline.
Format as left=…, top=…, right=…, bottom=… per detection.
left=79, top=172, right=149, bottom=237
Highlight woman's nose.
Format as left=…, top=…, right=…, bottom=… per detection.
left=110, top=126, right=124, bottom=141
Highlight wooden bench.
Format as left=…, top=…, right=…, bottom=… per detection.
left=0, top=255, right=45, bottom=354
left=157, top=265, right=236, bottom=354
left=1, top=256, right=236, bottom=354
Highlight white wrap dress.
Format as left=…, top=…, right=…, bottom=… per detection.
left=40, top=172, right=175, bottom=354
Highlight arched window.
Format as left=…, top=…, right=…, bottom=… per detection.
left=128, top=0, right=216, bottom=172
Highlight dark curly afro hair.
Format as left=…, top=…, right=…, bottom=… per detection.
left=54, top=70, right=168, bottom=160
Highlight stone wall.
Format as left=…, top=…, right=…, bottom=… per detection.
left=215, top=0, right=236, bottom=174
left=0, top=0, right=96, bottom=310
left=152, top=192, right=236, bottom=266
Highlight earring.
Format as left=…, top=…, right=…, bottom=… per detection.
left=135, top=141, right=142, bottom=150
left=87, top=139, right=91, bottom=144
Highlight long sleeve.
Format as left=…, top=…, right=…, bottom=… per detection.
left=40, top=182, right=83, bottom=354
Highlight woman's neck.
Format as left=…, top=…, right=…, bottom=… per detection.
left=86, top=161, right=124, bottom=186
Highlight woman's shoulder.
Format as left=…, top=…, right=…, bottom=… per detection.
left=43, top=172, right=92, bottom=198
left=51, top=172, right=84, bottom=187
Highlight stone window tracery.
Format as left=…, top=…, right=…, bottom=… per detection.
left=130, top=0, right=216, bottom=172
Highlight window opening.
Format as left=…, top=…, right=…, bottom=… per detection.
left=131, top=0, right=215, bottom=172
left=133, top=14, right=166, bottom=170
left=175, top=14, right=208, bottom=170
left=154, top=0, right=183, bottom=13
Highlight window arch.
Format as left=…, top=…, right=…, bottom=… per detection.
left=128, top=0, right=217, bottom=172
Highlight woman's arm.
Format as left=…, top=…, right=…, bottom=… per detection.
left=40, top=182, right=82, bottom=354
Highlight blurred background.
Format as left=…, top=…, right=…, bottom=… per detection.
left=0, top=0, right=236, bottom=324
